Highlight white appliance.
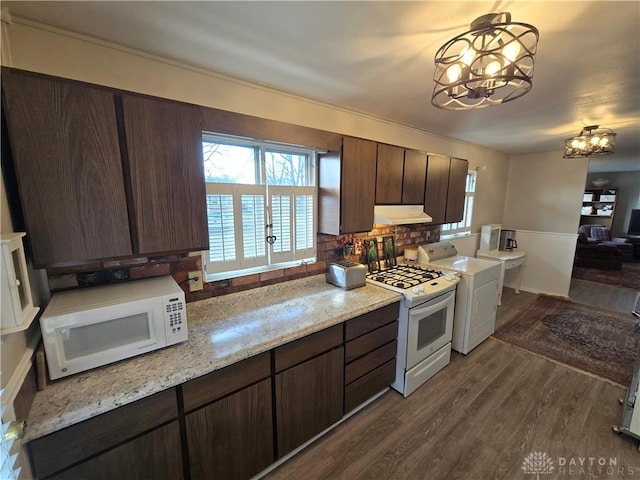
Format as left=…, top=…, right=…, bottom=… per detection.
left=418, top=241, right=500, bottom=355
left=366, top=264, right=460, bottom=397
left=373, top=205, right=433, bottom=225
left=40, top=276, right=187, bottom=379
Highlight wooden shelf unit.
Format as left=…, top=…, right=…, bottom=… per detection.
left=580, top=187, right=618, bottom=230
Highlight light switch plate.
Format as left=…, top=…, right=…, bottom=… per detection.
left=188, top=271, right=203, bottom=292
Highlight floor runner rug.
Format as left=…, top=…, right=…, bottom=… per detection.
left=494, top=295, right=639, bottom=386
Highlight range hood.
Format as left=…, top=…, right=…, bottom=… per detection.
left=373, top=205, right=433, bottom=225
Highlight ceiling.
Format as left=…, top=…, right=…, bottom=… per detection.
left=4, top=1, right=640, bottom=173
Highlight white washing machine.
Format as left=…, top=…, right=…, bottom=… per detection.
left=417, top=241, right=501, bottom=354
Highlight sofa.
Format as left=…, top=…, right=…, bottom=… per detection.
left=574, top=224, right=633, bottom=270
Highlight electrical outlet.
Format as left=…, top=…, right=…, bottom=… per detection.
left=188, top=271, right=203, bottom=292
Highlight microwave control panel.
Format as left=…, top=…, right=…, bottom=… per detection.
left=163, top=293, right=188, bottom=344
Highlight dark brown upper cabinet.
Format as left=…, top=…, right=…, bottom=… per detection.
left=402, top=149, right=427, bottom=205
left=424, top=154, right=468, bottom=224
left=375, top=146, right=426, bottom=206
left=445, top=157, right=468, bottom=223
left=2, top=69, right=210, bottom=266
left=318, top=136, right=377, bottom=235
left=120, top=95, right=209, bottom=254
left=1, top=69, right=133, bottom=266
left=375, top=144, right=404, bottom=204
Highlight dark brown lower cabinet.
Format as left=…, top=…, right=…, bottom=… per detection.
left=275, top=347, right=344, bottom=457
left=50, top=422, right=183, bottom=480
left=186, top=378, right=274, bottom=480
left=28, top=389, right=180, bottom=479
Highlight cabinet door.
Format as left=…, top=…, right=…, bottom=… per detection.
left=445, top=157, right=468, bottom=223
left=275, top=347, right=344, bottom=457
left=121, top=95, right=209, bottom=254
left=424, top=154, right=450, bottom=224
left=186, top=379, right=274, bottom=480
left=340, top=137, right=376, bottom=233
left=402, top=149, right=427, bottom=204
left=50, top=422, right=183, bottom=480
left=375, top=144, right=404, bottom=204
left=2, top=70, right=132, bottom=266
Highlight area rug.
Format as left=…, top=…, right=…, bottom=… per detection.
left=494, top=295, right=639, bottom=386
left=572, top=262, right=640, bottom=291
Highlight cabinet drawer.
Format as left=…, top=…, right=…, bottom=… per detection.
left=345, top=359, right=395, bottom=413
left=275, top=324, right=343, bottom=373
left=345, top=340, right=396, bottom=385
left=182, top=352, right=270, bottom=412
left=29, top=388, right=178, bottom=479
left=506, top=257, right=525, bottom=269
left=345, top=302, right=399, bottom=341
left=345, top=321, right=398, bottom=363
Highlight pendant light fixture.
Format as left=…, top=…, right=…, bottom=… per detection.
left=432, top=12, right=539, bottom=110
left=563, top=125, right=616, bottom=158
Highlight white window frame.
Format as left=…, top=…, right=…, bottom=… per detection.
left=441, top=171, right=476, bottom=237
left=202, top=134, right=317, bottom=280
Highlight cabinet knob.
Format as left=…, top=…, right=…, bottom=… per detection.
left=14, top=279, right=21, bottom=287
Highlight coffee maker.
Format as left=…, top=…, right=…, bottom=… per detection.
left=499, top=229, right=518, bottom=251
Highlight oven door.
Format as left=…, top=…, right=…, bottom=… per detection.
left=406, top=289, right=455, bottom=370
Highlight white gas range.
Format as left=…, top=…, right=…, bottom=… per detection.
left=365, top=263, right=460, bottom=397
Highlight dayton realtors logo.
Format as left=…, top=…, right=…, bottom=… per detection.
left=522, top=451, right=640, bottom=477
left=522, top=451, right=555, bottom=479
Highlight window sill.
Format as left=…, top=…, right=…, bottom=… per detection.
left=440, top=231, right=472, bottom=240
left=204, top=258, right=316, bottom=283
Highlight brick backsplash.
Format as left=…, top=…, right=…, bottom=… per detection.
left=45, top=225, right=440, bottom=302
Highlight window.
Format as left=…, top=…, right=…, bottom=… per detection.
left=202, top=134, right=317, bottom=278
left=441, top=171, right=476, bottom=236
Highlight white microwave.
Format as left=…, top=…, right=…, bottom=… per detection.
left=40, top=276, right=187, bottom=380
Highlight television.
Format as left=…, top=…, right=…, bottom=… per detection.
left=628, top=209, right=640, bottom=236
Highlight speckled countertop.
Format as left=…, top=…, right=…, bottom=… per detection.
left=24, top=275, right=401, bottom=443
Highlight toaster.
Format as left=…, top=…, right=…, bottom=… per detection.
left=326, top=260, right=367, bottom=290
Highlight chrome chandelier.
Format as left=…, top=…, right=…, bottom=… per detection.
left=432, top=12, right=539, bottom=110
left=563, top=125, right=616, bottom=158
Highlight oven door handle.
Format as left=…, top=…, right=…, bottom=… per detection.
left=410, top=290, right=454, bottom=317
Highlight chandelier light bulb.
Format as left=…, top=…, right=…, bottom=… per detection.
left=485, top=61, right=501, bottom=75
left=461, top=47, right=475, bottom=66
left=447, top=64, right=462, bottom=82
left=590, top=136, right=600, bottom=145
left=502, top=42, right=520, bottom=62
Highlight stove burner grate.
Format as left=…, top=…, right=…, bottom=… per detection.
left=366, top=264, right=445, bottom=290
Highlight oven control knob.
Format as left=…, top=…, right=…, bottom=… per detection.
left=445, top=274, right=456, bottom=282
left=412, top=285, right=425, bottom=294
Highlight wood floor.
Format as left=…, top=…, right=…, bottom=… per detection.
left=265, top=284, right=640, bottom=480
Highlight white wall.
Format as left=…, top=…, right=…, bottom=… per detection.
left=504, top=150, right=590, bottom=234
left=501, top=150, right=590, bottom=297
